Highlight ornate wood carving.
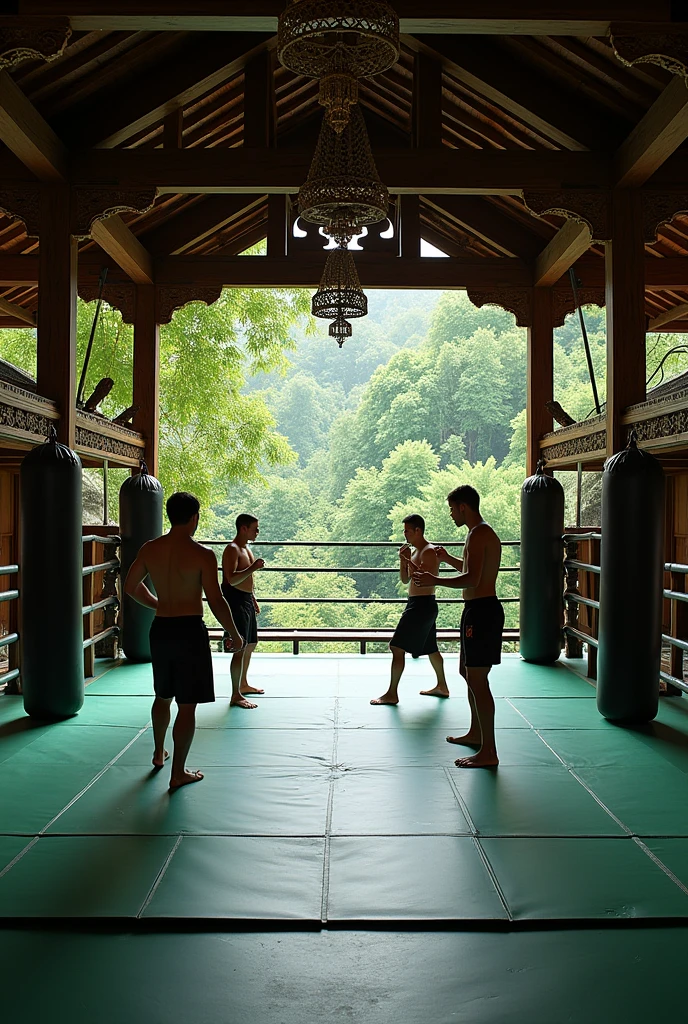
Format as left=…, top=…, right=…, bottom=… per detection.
left=642, top=192, right=688, bottom=243
left=75, top=427, right=144, bottom=462
left=610, top=32, right=688, bottom=80
left=541, top=430, right=607, bottom=462
left=78, top=282, right=137, bottom=325
left=73, top=188, right=158, bottom=239
left=0, top=399, right=51, bottom=438
left=631, top=409, right=688, bottom=444
left=522, top=190, right=610, bottom=242
left=155, top=285, right=223, bottom=325
left=0, top=187, right=41, bottom=236
left=466, top=287, right=532, bottom=328
left=552, top=287, right=605, bottom=328
left=0, top=17, right=71, bottom=69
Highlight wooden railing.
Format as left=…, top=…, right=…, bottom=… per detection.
left=563, top=531, right=601, bottom=680
left=81, top=532, right=120, bottom=675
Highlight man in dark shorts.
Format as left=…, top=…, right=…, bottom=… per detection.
left=413, top=485, right=504, bottom=768
left=222, top=514, right=265, bottom=709
left=371, top=514, right=449, bottom=705
left=124, top=491, right=244, bottom=790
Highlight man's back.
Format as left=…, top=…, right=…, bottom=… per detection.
left=142, top=533, right=208, bottom=617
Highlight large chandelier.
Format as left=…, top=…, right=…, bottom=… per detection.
left=298, top=103, right=389, bottom=245
left=312, top=245, right=368, bottom=348
left=278, top=0, right=399, bottom=132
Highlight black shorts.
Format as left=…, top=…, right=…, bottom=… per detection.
left=459, top=597, right=505, bottom=675
left=149, top=615, right=215, bottom=704
left=390, top=595, right=439, bottom=657
left=222, top=583, right=258, bottom=648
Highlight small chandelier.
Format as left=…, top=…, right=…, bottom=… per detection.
left=298, top=103, right=389, bottom=245
left=278, top=0, right=399, bottom=132
left=312, top=245, right=368, bottom=347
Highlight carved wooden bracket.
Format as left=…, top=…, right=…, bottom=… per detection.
left=72, top=188, right=158, bottom=239
left=552, top=287, right=605, bottom=328
left=0, top=187, right=41, bottom=236
left=522, top=190, right=611, bottom=242
left=642, top=191, right=688, bottom=243
left=78, top=282, right=137, bottom=325
left=466, top=287, right=532, bottom=328
left=155, top=285, right=223, bottom=326
left=610, top=31, right=688, bottom=79
left=0, top=17, right=71, bottom=69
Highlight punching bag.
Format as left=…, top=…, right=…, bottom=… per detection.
left=520, top=461, right=565, bottom=663
left=20, top=429, right=84, bottom=718
left=597, top=434, right=664, bottom=723
left=119, top=462, right=163, bottom=662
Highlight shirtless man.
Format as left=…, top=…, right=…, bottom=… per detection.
left=221, top=514, right=265, bottom=709
left=371, top=513, right=449, bottom=705
left=413, top=485, right=504, bottom=768
left=124, top=491, right=244, bottom=790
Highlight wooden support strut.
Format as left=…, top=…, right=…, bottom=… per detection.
left=133, top=285, right=160, bottom=477
left=527, top=287, right=554, bottom=477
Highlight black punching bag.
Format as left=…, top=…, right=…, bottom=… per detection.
left=20, top=429, right=84, bottom=718
left=597, top=434, right=664, bottom=723
left=520, top=462, right=565, bottom=663
left=119, top=463, right=163, bottom=662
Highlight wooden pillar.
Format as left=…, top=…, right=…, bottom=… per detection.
left=526, top=287, right=554, bottom=476
left=37, top=183, right=77, bottom=448
left=413, top=51, right=443, bottom=148
left=243, top=49, right=275, bottom=149
left=605, top=189, right=646, bottom=456
left=133, top=285, right=159, bottom=477
left=400, top=194, right=421, bottom=258
left=267, top=195, right=288, bottom=257
left=163, top=109, right=183, bottom=149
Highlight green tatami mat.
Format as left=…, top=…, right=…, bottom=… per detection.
left=336, top=727, right=560, bottom=768
left=0, top=716, right=51, bottom=764
left=642, top=839, right=688, bottom=890
left=118, top=726, right=334, bottom=769
left=454, top=765, right=626, bottom=837
left=326, top=836, right=507, bottom=921
left=575, top=765, right=688, bottom=836
left=141, top=836, right=325, bottom=920
left=539, top=726, right=688, bottom=771
left=1, top=725, right=142, bottom=767
left=480, top=837, right=688, bottom=919
left=337, top=694, right=530, bottom=730
left=0, top=763, right=105, bottom=834
left=508, top=697, right=614, bottom=730
left=0, top=835, right=33, bottom=873
left=329, top=767, right=470, bottom=835
left=0, top=836, right=177, bottom=917
left=48, top=765, right=332, bottom=836
left=2, top=927, right=688, bottom=1024
left=194, top=696, right=336, bottom=730
left=489, top=659, right=596, bottom=698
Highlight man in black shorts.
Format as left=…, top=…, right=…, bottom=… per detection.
left=371, top=514, right=449, bottom=705
left=413, top=485, right=504, bottom=768
left=125, top=491, right=244, bottom=789
left=222, top=514, right=265, bottom=709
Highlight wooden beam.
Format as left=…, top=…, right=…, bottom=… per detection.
left=534, top=221, right=591, bottom=288
left=90, top=217, right=154, bottom=285
left=140, top=195, right=266, bottom=255
left=616, top=77, right=688, bottom=188
left=133, top=285, right=159, bottom=476
left=605, top=190, right=646, bottom=455
left=423, top=195, right=546, bottom=260
left=528, top=288, right=554, bottom=476
left=0, top=71, right=67, bottom=180
left=648, top=302, right=688, bottom=330
left=402, top=35, right=618, bottom=151
left=0, top=297, right=34, bottom=326
left=69, top=148, right=610, bottom=194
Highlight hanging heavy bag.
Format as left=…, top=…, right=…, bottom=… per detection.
left=119, top=462, right=163, bottom=662
left=597, top=433, right=664, bottom=723
left=20, top=428, right=84, bottom=718
left=519, top=461, right=565, bottom=663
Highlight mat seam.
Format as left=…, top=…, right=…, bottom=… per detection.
left=320, top=696, right=338, bottom=924
left=631, top=837, right=688, bottom=898
left=0, top=835, right=40, bottom=880
left=137, top=834, right=183, bottom=918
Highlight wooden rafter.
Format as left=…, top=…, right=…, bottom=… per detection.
left=0, top=71, right=67, bottom=180
left=648, top=302, right=688, bottom=330
left=615, top=77, right=688, bottom=187
left=423, top=195, right=545, bottom=259
left=141, top=195, right=266, bottom=255
left=0, top=296, right=35, bottom=325
left=534, top=221, right=591, bottom=287
left=90, top=216, right=154, bottom=284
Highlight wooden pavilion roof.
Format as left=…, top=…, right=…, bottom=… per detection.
left=2, top=4, right=688, bottom=330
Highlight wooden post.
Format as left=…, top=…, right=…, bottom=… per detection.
left=400, top=194, right=421, bottom=259
left=413, top=51, right=443, bottom=148
left=163, top=109, right=183, bottom=149
left=526, top=287, right=554, bottom=476
left=267, top=194, right=288, bottom=257
left=243, top=49, right=275, bottom=149
left=37, top=183, right=77, bottom=448
left=605, top=189, right=646, bottom=456
left=133, top=284, right=159, bottom=476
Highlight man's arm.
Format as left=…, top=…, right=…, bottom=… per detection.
left=414, top=535, right=486, bottom=590
left=435, top=545, right=463, bottom=571
left=124, top=545, right=158, bottom=610
left=222, top=544, right=265, bottom=586
left=399, top=543, right=412, bottom=584
left=203, top=550, right=244, bottom=646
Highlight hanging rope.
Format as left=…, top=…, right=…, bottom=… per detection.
left=569, top=268, right=601, bottom=416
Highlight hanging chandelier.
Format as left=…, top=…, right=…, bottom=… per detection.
left=277, top=0, right=400, bottom=132
left=312, top=245, right=368, bottom=348
left=298, top=103, right=389, bottom=245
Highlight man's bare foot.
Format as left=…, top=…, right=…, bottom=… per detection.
left=240, top=685, right=265, bottom=695
left=420, top=686, right=450, bottom=698
left=446, top=734, right=481, bottom=747
left=370, top=695, right=399, bottom=705
left=230, top=696, right=258, bottom=709
left=454, top=754, right=499, bottom=769
left=169, top=769, right=204, bottom=790
left=152, top=750, right=170, bottom=769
